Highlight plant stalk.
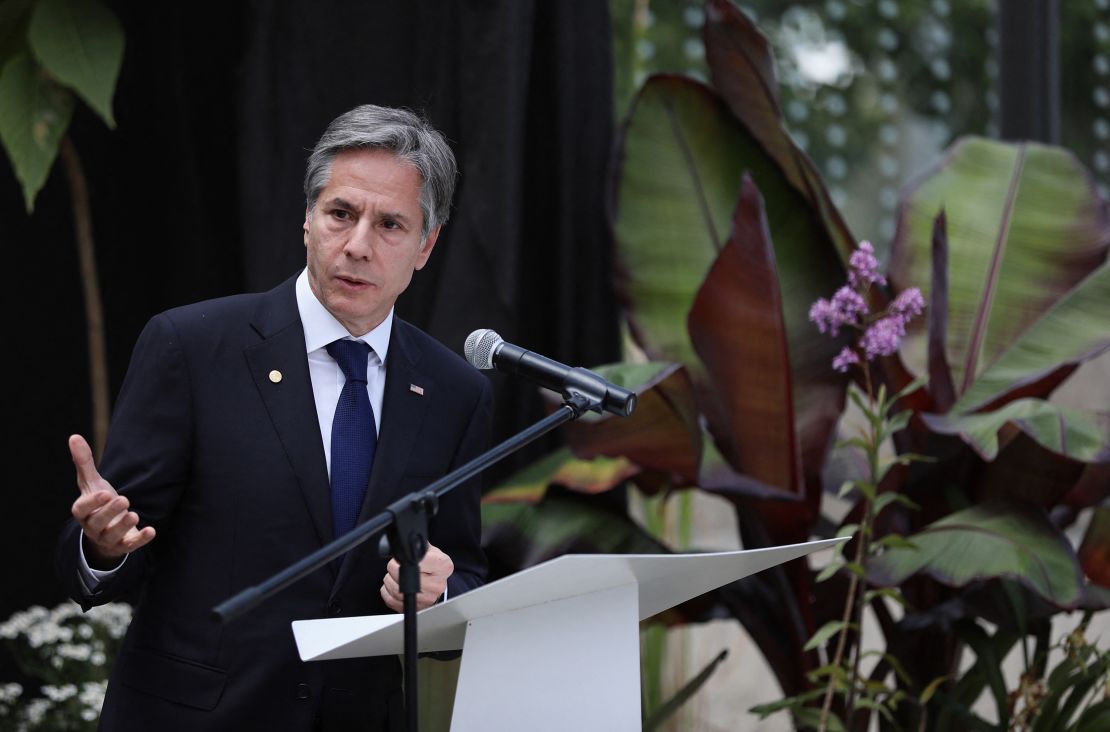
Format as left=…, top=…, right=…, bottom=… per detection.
left=59, top=135, right=109, bottom=459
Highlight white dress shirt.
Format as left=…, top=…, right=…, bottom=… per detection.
left=80, top=269, right=388, bottom=587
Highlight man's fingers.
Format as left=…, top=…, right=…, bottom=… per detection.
left=121, top=526, right=156, bottom=553
left=98, top=508, right=140, bottom=546
left=83, top=495, right=130, bottom=535
left=71, top=490, right=114, bottom=522
left=380, top=584, right=402, bottom=613
left=382, top=572, right=400, bottom=598
left=69, top=434, right=115, bottom=497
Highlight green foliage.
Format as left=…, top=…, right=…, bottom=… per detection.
left=642, top=649, right=728, bottom=732
left=890, top=138, right=1110, bottom=407
left=27, top=0, right=122, bottom=128
left=921, top=398, right=1110, bottom=462
left=0, top=0, right=123, bottom=211
left=869, top=502, right=1086, bottom=608
left=0, top=602, right=131, bottom=729
left=496, top=1, right=1110, bottom=728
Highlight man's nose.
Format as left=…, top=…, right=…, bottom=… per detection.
left=343, top=223, right=376, bottom=259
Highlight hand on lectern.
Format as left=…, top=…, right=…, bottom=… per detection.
left=380, top=543, right=453, bottom=612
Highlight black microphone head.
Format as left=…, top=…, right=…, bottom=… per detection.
left=464, top=329, right=503, bottom=370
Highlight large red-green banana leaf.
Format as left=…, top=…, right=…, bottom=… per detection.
left=612, top=74, right=846, bottom=500
left=890, top=137, right=1110, bottom=411
left=869, top=501, right=1085, bottom=609
left=702, top=0, right=856, bottom=262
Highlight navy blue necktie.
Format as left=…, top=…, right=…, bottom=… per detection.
left=326, top=339, right=377, bottom=538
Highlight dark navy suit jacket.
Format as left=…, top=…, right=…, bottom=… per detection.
left=56, top=275, right=491, bottom=731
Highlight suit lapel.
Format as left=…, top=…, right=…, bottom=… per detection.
left=333, top=320, right=431, bottom=592
left=244, top=279, right=335, bottom=567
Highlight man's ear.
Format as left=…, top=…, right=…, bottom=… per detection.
left=414, top=225, right=441, bottom=271
left=303, top=207, right=312, bottom=246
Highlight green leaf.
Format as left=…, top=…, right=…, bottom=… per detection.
left=749, top=688, right=825, bottom=717
left=1074, top=698, right=1110, bottom=732
left=919, top=674, right=948, bottom=705
left=890, top=137, right=1110, bottom=408
left=954, top=263, right=1110, bottom=413
left=28, top=0, right=123, bottom=127
left=0, top=51, right=74, bottom=212
left=611, top=73, right=847, bottom=503
left=875, top=534, right=917, bottom=551
left=863, top=587, right=907, bottom=608
left=0, top=0, right=33, bottom=65
left=561, top=362, right=703, bottom=484
left=483, top=447, right=639, bottom=504
left=868, top=501, right=1084, bottom=608
left=804, top=620, right=848, bottom=651
left=873, top=492, right=919, bottom=515
left=958, top=622, right=1011, bottom=726
left=643, top=649, right=728, bottom=731
left=794, top=707, right=844, bottom=732
left=921, top=398, right=1110, bottom=462
left=815, top=561, right=841, bottom=583
left=703, top=0, right=856, bottom=261
left=481, top=494, right=670, bottom=572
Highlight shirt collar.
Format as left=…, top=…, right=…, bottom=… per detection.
left=295, top=269, right=393, bottom=361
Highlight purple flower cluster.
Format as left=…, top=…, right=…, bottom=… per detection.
left=809, top=286, right=867, bottom=336
left=810, top=241, right=924, bottom=373
left=848, top=241, right=886, bottom=288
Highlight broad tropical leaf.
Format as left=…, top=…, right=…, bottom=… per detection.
left=869, top=501, right=1084, bottom=608
left=0, top=51, right=74, bottom=211
left=481, top=494, right=669, bottom=573
left=28, top=0, right=123, bottom=127
left=952, top=262, right=1110, bottom=413
left=482, top=447, right=638, bottom=504
left=927, top=210, right=957, bottom=412
left=921, top=398, right=1110, bottom=462
left=703, top=0, right=855, bottom=261
left=612, top=74, right=846, bottom=487
left=688, top=176, right=802, bottom=495
left=890, top=137, right=1110, bottom=406
left=560, top=362, right=702, bottom=484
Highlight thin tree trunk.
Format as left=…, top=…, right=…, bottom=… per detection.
left=59, top=135, right=109, bottom=459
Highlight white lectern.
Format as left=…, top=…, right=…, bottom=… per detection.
left=293, top=538, right=842, bottom=731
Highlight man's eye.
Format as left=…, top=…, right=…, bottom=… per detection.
left=332, top=210, right=350, bottom=221
left=382, top=219, right=399, bottom=230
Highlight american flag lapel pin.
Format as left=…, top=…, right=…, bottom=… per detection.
left=409, top=384, right=425, bottom=396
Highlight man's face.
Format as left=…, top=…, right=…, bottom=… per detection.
left=304, top=148, right=440, bottom=336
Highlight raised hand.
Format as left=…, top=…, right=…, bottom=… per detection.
left=380, top=543, right=453, bottom=612
left=69, top=434, right=156, bottom=568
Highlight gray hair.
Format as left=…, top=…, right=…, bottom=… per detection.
left=304, top=105, right=457, bottom=238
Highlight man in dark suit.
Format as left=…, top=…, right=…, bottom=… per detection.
left=57, top=105, right=491, bottom=731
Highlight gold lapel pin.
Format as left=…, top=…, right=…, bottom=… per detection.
left=409, top=384, right=424, bottom=396
left=269, top=370, right=283, bottom=383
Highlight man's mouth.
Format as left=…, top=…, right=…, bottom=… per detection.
left=335, top=274, right=371, bottom=289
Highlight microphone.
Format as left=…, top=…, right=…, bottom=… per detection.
left=464, top=329, right=636, bottom=417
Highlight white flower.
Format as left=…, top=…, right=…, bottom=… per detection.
left=0, top=683, right=22, bottom=703
left=24, top=697, right=53, bottom=725
left=79, top=680, right=108, bottom=710
left=42, top=684, right=78, bottom=702
left=57, top=643, right=93, bottom=661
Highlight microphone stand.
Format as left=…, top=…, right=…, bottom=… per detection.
left=213, top=392, right=601, bottom=732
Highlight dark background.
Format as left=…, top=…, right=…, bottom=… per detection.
left=3, top=0, right=618, bottom=678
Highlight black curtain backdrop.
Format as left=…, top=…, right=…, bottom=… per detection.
left=2, top=0, right=617, bottom=679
